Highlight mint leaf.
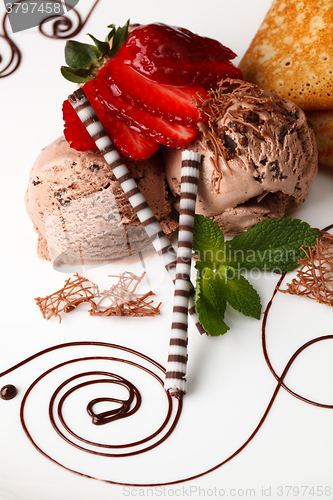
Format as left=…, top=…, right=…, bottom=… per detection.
left=193, top=215, right=224, bottom=269
left=193, top=216, right=319, bottom=336
left=195, top=267, right=229, bottom=336
left=224, top=218, right=318, bottom=273
left=216, top=266, right=262, bottom=319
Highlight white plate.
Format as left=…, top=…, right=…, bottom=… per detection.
left=0, top=1, right=333, bottom=499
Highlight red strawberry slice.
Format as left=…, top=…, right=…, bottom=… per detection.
left=98, top=58, right=208, bottom=127
left=63, top=99, right=96, bottom=151
left=62, top=22, right=243, bottom=159
left=93, top=76, right=198, bottom=149
left=114, top=23, right=243, bottom=87
left=63, top=80, right=159, bottom=160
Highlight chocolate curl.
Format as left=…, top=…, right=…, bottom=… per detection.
left=68, top=88, right=205, bottom=336
left=164, top=151, right=201, bottom=398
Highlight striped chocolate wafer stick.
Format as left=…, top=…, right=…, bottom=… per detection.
left=164, top=151, right=201, bottom=397
left=68, top=88, right=205, bottom=336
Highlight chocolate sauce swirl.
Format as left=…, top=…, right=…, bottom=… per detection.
left=0, top=343, right=180, bottom=463
left=0, top=228, right=332, bottom=486
left=0, top=0, right=100, bottom=78
left=38, top=0, right=100, bottom=40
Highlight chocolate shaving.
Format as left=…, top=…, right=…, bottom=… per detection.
left=280, top=235, right=333, bottom=306
left=89, top=272, right=161, bottom=317
left=195, top=79, right=295, bottom=192
left=195, top=78, right=275, bottom=130
left=35, top=272, right=161, bottom=323
left=197, top=122, right=229, bottom=193
left=35, top=274, right=97, bottom=323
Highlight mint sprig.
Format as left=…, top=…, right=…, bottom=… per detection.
left=60, top=20, right=130, bottom=83
left=195, top=266, right=229, bottom=337
left=193, top=216, right=318, bottom=336
left=224, top=217, right=319, bottom=273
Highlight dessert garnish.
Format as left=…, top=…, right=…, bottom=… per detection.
left=0, top=0, right=101, bottom=79
left=88, top=272, right=161, bottom=317
left=2, top=321, right=331, bottom=486
left=164, top=150, right=201, bottom=398
left=35, top=274, right=96, bottom=322
left=0, top=384, right=17, bottom=400
left=193, top=216, right=319, bottom=336
left=68, top=87, right=205, bottom=335
left=60, top=21, right=130, bottom=83
left=238, top=0, right=333, bottom=112
left=195, top=78, right=309, bottom=191
left=61, top=22, right=242, bottom=159
left=238, top=1, right=333, bottom=168
left=35, top=272, right=161, bottom=322
left=280, top=232, right=333, bottom=306
left=164, top=77, right=318, bottom=235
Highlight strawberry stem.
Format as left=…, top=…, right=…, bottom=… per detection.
left=60, top=20, right=130, bottom=83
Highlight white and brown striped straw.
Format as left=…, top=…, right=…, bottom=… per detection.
left=164, top=150, right=201, bottom=398
left=68, top=88, right=205, bottom=336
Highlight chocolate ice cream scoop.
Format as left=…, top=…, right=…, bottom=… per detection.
left=163, top=79, right=318, bottom=234
left=25, top=137, right=177, bottom=265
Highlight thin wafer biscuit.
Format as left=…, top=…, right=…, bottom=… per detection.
left=239, top=0, right=333, bottom=110
left=306, top=110, right=333, bottom=167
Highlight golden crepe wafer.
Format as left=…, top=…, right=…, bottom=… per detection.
left=239, top=0, right=333, bottom=111
left=306, top=110, right=333, bottom=167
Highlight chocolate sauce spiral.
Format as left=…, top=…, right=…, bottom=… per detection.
left=0, top=230, right=332, bottom=486
left=0, top=12, right=21, bottom=78
left=4, top=343, right=180, bottom=468
left=0, top=0, right=100, bottom=78
left=38, top=0, right=100, bottom=40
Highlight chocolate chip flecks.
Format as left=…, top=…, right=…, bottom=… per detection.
left=54, top=190, right=71, bottom=206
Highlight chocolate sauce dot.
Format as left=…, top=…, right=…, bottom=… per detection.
left=0, top=384, right=17, bottom=400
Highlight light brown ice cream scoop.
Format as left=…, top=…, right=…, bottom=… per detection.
left=163, top=80, right=318, bottom=234
left=25, top=137, right=177, bottom=265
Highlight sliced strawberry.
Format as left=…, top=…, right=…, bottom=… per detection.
left=61, top=22, right=243, bottom=159
left=107, top=114, right=159, bottom=160
left=114, top=23, right=243, bottom=87
left=63, top=80, right=159, bottom=160
left=93, top=76, right=198, bottom=149
left=63, top=99, right=96, bottom=151
left=98, top=58, right=208, bottom=127
left=154, top=59, right=243, bottom=88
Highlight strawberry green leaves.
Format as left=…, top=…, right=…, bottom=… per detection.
left=193, top=215, right=318, bottom=336
left=61, top=21, right=129, bottom=83
left=61, top=40, right=101, bottom=82
left=107, top=22, right=130, bottom=57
